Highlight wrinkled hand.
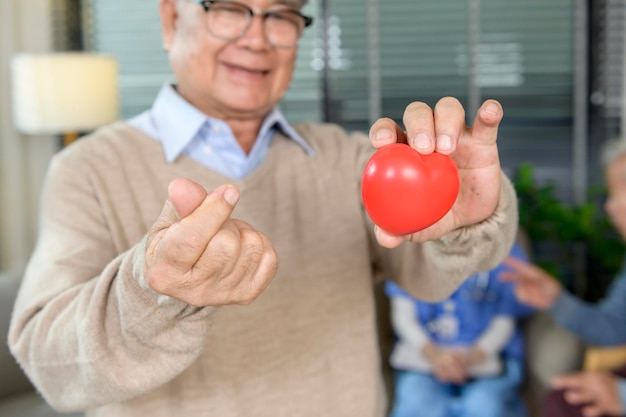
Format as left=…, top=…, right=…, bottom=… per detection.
left=499, top=256, right=563, bottom=309
left=552, top=371, right=624, bottom=417
left=368, top=97, right=504, bottom=247
left=423, top=344, right=469, bottom=384
left=144, top=178, right=278, bottom=307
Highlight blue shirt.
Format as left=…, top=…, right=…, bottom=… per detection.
left=128, top=84, right=314, bottom=178
left=385, top=242, right=535, bottom=359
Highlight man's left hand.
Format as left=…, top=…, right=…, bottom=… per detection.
left=369, top=97, right=503, bottom=247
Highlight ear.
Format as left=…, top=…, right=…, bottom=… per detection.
left=159, top=0, right=178, bottom=51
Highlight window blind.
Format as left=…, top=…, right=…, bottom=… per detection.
left=589, top=0, right=625, bottom=187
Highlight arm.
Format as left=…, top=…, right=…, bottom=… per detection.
left=473, top=315, right=515, bottom=356
left=389, top=295, right=470, bottom=383
left=8, top=150, right=276, bottom=411
left=369, top=99, right=512, bottom=248
left=550, top=285, right=626, bottom=346
left=445, top=316, right=515, bottom=377
left=364, top=99, right=517, bottom=301
left=502, top=255, right=626, bottom=346
left=7, top=155, right=210, bottom=412
left=390, top=296, right=430, bottom=348
left=381, top=174, right=517, bottom=302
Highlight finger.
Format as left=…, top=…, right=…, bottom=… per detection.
left=193, top=220, right=245, bottom=280
left=402, top=102, right=435, bottom=154
left=243, top=230, right=279, bottom=303
left=168, top=177, right=209, bottom=218
left=162, top=184, right=240, bottom=267
left=512, top=286, right=534, bottom=306
left=564, top=389, right=595, bottom=405
left=187, top=221, right=267, bottom=306
left=369, top=117, right=407, bottom=149
left=373, top=225, right=408, bottom=248
left=150, top=179, right=209, bottom=232
left=581, top=405, right=603, bottom=417
left=435, top=364, right=462, bottom=384
left=468, top=99, right=503, bottom=147
left=444, top=365, right=467, bottom=384
left=497, top=270, right=520, bottom=283
left=433, top=97, right=466, bottom=155
left=502, top=257, right=545, bottom=280
left=217, top=221, right=273, bottom=304
left=553, top=373, right=588, bottom=390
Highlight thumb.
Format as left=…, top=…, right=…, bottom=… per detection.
left=469, top=99, right=503, bottom=146
left=149, top=178, right=209, bottom=235
left=168, top=177, right=209, bottom=218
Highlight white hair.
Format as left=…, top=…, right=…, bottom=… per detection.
left=601, top=137, right=626, bottom=167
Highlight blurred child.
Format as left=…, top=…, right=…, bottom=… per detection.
left=385, top=241, right=535, bottom=417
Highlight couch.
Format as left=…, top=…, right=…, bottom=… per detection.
left=1, top=270, right=584, bottom=417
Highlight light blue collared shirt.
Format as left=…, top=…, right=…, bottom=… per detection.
left=128, top=84, right=314, bottom=178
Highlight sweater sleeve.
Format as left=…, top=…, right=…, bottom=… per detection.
left=390, top=297, right=430, bottom=347
left=388, top=296, right=434, bottom=371
left=474, top=316, right=515, bottom=355
left=8, top=150, right=215, bottom=412
left=384, top=172, right=518, bottom=302
left=549, top=260, right=626, bottom=346
left=550, top=288, right=626, bottom=347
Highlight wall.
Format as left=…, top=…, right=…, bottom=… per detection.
left=0, top=0, right=58, bottom=274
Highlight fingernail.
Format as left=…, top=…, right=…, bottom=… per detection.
left=437, top=134, right=453, bottom=151
left=413, top=133, right=432, bottom=149
left=375, top=128, right=393, bottom=143
left=223, top=186, right=239, bottom=206
left=484, top=102, right=499, bottom=115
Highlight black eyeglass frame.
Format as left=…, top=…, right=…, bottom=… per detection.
left=197, top=0, right=314, bottom=30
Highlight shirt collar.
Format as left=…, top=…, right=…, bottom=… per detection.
left=259, top=107, right=315, bottom=156
left=152, top=84, right=207, bottom=163
left=151, top=84, right=314, bottom=163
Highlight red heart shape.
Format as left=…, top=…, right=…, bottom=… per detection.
left=361, top=143, right=460, bottom=235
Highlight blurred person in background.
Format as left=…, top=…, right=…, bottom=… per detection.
left=501, top=138, right=626, bottom=417
left=386, top=240, right=535, bottom=417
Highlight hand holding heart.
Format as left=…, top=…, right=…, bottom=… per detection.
left=366, top=97, right=504, bottom=247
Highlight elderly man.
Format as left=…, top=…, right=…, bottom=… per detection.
left=9, top=1, right=518, bottom=416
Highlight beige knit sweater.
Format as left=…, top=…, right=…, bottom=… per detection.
left=9, top=121, right=517, bottom=417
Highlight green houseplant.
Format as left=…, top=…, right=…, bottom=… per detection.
left=512, top=163, right=625, bottom=301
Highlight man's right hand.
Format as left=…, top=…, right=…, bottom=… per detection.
left=499, top=256, right=563, bottom=310
left=144, top=178, right=278, bottom=307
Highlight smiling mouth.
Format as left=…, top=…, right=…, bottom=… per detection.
left=224, top=63, right=270, bottom=77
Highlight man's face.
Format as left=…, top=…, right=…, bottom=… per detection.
left=160, top=0, right=300, bottom=119
left=605, top=154, right=626, bottom=239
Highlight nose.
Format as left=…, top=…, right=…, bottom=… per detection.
left=236, top=14, right=270, bottom=50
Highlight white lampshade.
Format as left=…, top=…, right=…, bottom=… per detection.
left=10, top=52, right=120, bottom=135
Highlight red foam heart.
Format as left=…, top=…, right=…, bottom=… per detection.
left=361, top=143, right=460, bottom=235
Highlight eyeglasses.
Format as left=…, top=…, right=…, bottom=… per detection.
left=196, top=1, right=314, bottom=49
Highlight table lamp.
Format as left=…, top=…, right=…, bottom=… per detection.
left=10, top=52, right=120, bottom=146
